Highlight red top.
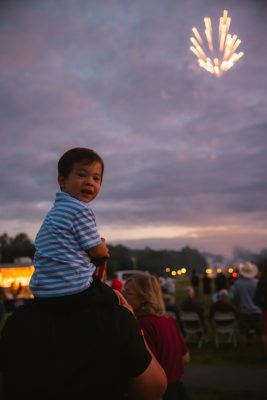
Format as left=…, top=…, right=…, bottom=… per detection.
left=138, top=314, right=188, bottom=383
left=111, top=278, right=123, bottom=292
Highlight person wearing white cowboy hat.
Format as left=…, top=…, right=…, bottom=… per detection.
left=238, top=261, right=258, bottom=279
left=232, top=261, right=267, bottom=359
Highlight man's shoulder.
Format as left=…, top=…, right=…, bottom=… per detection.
left=116, top=304, right=137, bottom=325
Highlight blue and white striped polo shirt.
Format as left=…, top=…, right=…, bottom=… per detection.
left=30, top=191, right=102, bottom=297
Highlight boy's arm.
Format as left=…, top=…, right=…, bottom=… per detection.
left=86, top=238, right=110, bottom=259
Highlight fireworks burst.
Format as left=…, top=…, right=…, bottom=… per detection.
left=190, top=10, right=244, bottom=77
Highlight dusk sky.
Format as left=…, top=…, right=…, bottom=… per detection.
left=0, top=0, right=266, bottom=258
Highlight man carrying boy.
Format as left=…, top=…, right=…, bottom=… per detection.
left=0, top=147, right=168, bottom=399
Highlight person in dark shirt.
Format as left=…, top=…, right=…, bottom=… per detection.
left=253, top=259, right=267, bottom=343
left=214, top=272, right=228, bottom=292
left=0, top=282, right=167, bottom=400
left=190, top=269, right=200, bottom=296
left=202, top=272, right=212, bottom=295
left=209, top=289, right=237, bottom=320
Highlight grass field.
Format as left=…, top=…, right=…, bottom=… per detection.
left=187, top=387, right=265, bottom=400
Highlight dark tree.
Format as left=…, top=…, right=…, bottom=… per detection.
left=0, top=233, right=35, bottom=263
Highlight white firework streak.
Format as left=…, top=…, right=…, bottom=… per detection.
left=190, top=10, right=244, bottom=77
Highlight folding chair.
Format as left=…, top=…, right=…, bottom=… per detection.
left=212, top=312, right=237, bottom=348
left=180, top=311, right=204, bottom=348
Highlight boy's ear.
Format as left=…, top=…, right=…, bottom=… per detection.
left=58, top=175, right=65, bottom=190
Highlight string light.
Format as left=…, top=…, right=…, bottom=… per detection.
left=190, top=10, right=244, bottom=77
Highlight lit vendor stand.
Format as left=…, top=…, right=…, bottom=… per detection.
left=0, top=262, right=34, bottom=312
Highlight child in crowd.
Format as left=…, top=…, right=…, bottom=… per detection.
left=30, top=147, right=117, bottom=305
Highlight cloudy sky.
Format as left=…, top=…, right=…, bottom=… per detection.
left=0, top=0, right=266, bottom=257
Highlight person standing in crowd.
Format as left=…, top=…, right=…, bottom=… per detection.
left=123, top=273, right=190, bottom=400
left=111, top=272, right=123, bottom=293
left=232, top=262, right=267, bottom=359
left=214, top=271, right=228, bottom=292
left=190, top=269, right=200, bottom=296
left=202, top=271, right=212, bottom=305
left=202, top=271, right=211, bottom=296
left=0, top=287, right=6, bottom=324
left=253, top=259, right=267, bottom=352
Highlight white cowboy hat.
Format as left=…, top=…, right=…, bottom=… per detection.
left=238, top=262, right=258, bottom=279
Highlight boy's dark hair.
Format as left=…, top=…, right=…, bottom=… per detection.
left=58, top=147, right=104, bottom=179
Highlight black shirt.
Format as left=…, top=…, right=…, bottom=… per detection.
left=0, top=293, right=151, bottom=400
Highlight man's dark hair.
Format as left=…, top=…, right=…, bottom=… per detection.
left=58, top=147, right=104, bottom=179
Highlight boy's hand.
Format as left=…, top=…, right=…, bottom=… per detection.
left=95, top=260, right=107, bottom=282
left=101, top=237, right=110, bottom=258
left=86, top=238, right=110, bottom=259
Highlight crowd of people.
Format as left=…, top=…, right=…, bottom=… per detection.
left=180, top=262, right=267, bottom=359
left=1, top=260, right=267, bottom=398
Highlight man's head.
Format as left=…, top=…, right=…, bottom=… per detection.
left=219, top=289, right=229, bottom=302
left=185, top=286, right=195, bottom=298
left=57, top=147, right=104, bottom=203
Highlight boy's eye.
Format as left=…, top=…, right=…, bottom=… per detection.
left=77, top=172, right=86, bottom=177
left=94, top=176, right=101, bottom=182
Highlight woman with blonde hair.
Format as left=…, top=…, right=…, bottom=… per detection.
left=123, top=273, right=190, bottom=400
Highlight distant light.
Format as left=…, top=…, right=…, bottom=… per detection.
left=190, top=9, right=244, bottom=77
left=171, top=270, right=177, bottom=276
left=217, top=268, right=222, bottom=273
left=177, top=270, right=182, bottom=275
left=166, top=267, right=171, bottom=273
left=0, top=266, right=34, bottom=288
left=181, top=268, right=187, bottom=274
left=232, top=272, right=238, bottom=278
left=228, top=267, right=234, bottom=274
left=206, top=268, right=212, bottom=274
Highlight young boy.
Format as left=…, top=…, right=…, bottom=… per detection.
left=30, top=147, right=116, bottom=303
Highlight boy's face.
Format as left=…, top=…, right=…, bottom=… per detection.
left=58, top=161, right=102, bottom=203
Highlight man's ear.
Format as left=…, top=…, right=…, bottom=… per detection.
left=58, top=175, right=65, bottom=190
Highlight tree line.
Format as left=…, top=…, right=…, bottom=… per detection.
left=0, top=233, right=35, bottom=263
left=0, top=232, right=207, bottom=276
